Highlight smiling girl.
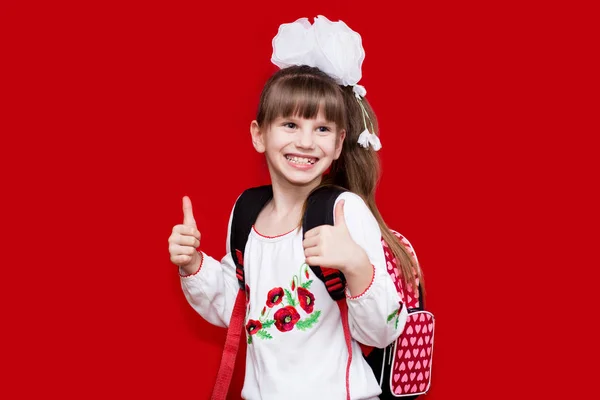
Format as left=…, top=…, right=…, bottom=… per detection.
left=168, top=16, right=423, bottom=400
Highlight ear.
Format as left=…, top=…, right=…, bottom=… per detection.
left=334, top=129, right=346, bottom=160
left=250, top=120, right=266, bottom=153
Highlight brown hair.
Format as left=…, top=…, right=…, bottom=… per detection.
left=256, top=65, right=424, bottom=293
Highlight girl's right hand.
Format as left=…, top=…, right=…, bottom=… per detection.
left=168, top=196, right=202, bottom=275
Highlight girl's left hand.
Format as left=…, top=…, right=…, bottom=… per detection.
left=302, top=200, right=370, bottom=273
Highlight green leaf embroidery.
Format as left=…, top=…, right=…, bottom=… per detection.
left=261, top=320, right=274, bottom=329
left=300, top=280, right=313, bottom=289
left=295, top=310, right=321, bottom=331
left=387, top=309, right=399, bottom=322
left=285, top=289, right=297, bottom=306
left=256, top=330, right=273, bottom=340
left=395, top=316, right=399, bottom=330
left=247, top=336, right=252, bottom=344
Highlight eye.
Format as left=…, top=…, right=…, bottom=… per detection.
left=283, top=122, right=297, bottom=129
left=317, top=126, right=332, bottom=134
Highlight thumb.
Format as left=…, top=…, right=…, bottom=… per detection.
left=182, top=196, right=197, bottom=228
left=334, top=199, right=347, bottom=228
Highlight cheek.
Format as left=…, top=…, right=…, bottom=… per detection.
left=263, top=135, right=286, bottom=153
left=318, top=136, right=339, bottom=154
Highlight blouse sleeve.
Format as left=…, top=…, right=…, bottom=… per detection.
left=335, top=192, right=408, bottom=348
left=178, top=204, right=240, bottom=328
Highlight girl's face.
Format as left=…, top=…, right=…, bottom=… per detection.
left=251, top=110, right=345, bottom=188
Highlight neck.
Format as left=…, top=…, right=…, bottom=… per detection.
left=269, top=176, right=322, bottom=218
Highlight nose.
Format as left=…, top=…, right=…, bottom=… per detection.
left=296, top=127, right=316, bottom=150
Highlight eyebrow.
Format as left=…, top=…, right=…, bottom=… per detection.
left=279, top=116, right=335, bottom=126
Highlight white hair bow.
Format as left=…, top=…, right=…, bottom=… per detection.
left=357, top=129, right=382, bottom=151
left=355, top=94, right=382, bottom=151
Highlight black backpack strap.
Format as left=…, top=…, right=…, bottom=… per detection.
left=302, top=185, right=348, bottom=301
left=230, top=185, right=273, bottom=289
left=408, top=283, right=425, bottom=312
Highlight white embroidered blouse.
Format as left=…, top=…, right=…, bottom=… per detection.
left=180, top=191, right=407, bottom=400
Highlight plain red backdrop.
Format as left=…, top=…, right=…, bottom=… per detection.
left=1, top=1, right=598, bottom=399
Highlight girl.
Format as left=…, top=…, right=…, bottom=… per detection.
left=168, top=17, right=423, bottom=400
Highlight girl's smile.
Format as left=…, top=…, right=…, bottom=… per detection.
left=284, top=153, right=319, bottom=170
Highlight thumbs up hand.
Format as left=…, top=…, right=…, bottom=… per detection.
left=302, top=199, right=369, bottom=274
left=169, top=196, right=202, bottom=275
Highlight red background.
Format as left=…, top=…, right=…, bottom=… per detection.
left=1, top=1, right=597, bottom=399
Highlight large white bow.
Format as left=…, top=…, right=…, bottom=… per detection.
left=271, top=16, right=365, bottom=87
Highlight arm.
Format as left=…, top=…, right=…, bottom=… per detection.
left=335, top=192, right=407, bottom=348
left=177, top=204, right=240, bottom=328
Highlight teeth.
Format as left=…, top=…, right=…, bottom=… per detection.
left=286, top=156, right=315, bottom=164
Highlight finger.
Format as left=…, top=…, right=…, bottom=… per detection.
left=171, top=254, right=192, bottom=266
left=172, top=224, right=201, bottom=240
left=305, top=256, right=326, bottom=267
left=304, top=227, right=321, bottom=238
left=170, top=233, right=200, bottom=248
left=302, top=236, right=320, bottom=249
left=170, top=243, right=197, bottom=257
left=304, top=246, right=321, bottom=258
left=168, top=231, right=200, bottom=248
left=182, top=196, right=197, bottom=228
left=334, top=199, right=346, bottom=227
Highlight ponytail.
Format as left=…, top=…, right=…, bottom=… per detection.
left=321, top=86, right=424, bottom=294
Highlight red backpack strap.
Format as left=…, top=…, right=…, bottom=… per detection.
left=303, top=186, right=353, bottom=399
left=211, top=186, right=273, bottom=399
left=336, top=299, right=353, bottom=400
left=210, top=289, right=246, bottom=400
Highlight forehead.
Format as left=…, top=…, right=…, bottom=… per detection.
left=260, top=79, right=346, bottom=129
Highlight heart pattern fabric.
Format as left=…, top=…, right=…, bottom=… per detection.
left=390, top=311, right=434, bottom=396
left=383, top=230, right=421, bottom=309
left=382, top=230, right=434, bottom=396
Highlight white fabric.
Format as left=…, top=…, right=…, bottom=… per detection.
left=271, top=16, right=365, bottom=87
left=180, top=191, right=407, bottom=400
left=357, top=129, right=382, bottom=151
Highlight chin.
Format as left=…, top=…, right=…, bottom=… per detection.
left=275, top=168, right=323, bottom=187
left=284, top=174, right=323, bottom=187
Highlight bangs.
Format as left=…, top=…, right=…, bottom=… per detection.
left=258, top=74, right=346, bottom=129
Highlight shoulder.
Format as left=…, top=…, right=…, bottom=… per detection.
left=231, top=185, right=273, bottom=215
left=335, top=191, right=371, bottom=215
left=332, top=192, right=383, bottom=255
left=227, top=186, right=270, bottom=228
left=334, top=191, right=381, bottom=233
left=235, top=185, right=273, bottom=204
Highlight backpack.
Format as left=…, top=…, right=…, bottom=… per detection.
left=210, top=185, right=434, bottom=400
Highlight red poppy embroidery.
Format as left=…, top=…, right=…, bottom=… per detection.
left=246, top=319, right=262, bottom=335
left=274, top=306, right=301, bottom=332
left=266, top=287, right=284, bottom=307
left=245, top=263, right=320, bottom=343
left=297, top=287, right=315, bottom=314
